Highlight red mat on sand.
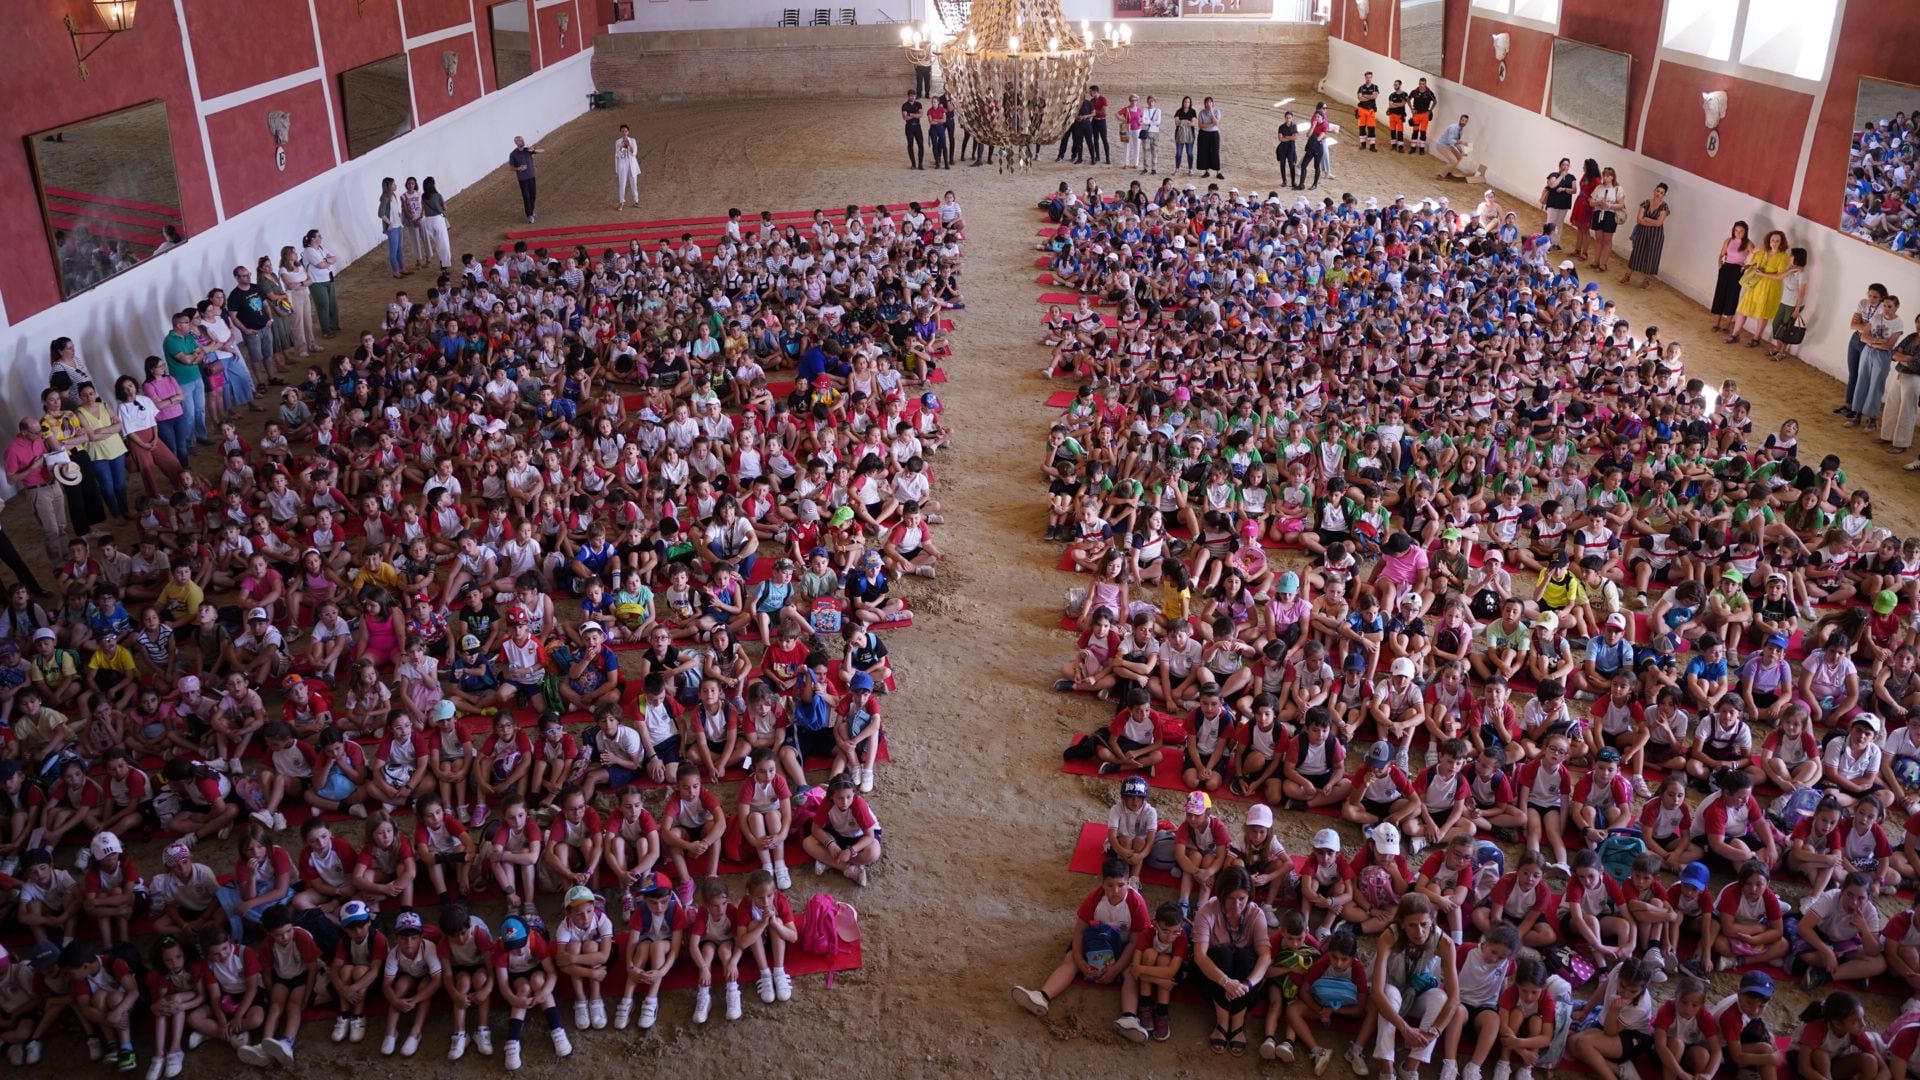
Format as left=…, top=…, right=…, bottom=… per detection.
left=1037, top=292, right=1083, bottom=305
left=504, top=200, right=940, bottom=241
left=1045, top=390, right=1077, bottom=407
left=1035, top=256, right=1052, bottom=268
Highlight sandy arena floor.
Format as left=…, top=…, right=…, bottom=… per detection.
left=24, top=89, right=1919, bottom=1077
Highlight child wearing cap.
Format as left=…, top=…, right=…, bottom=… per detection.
left=1106, top=775, right=1158, bottom=884
left=620, top=872, right=687, bottom=1031
left=1705, top=971, right=1778, bottom=1076
left=554, top=886, right=615, bottom=1031
left=1347, top=823, right=1414, bottom=935
left=490, top=914, right=572, bottom=1069
left=381, top=908, right=444, bottom=1056
left=1301, top=829, right=1355, bottom=937
left=1823, top=713, right=1891, bottom=810
left=834, top=670, right=884, bottom=793
left=1173, top=790, right=1231, bottom=916
left=327, top=899, right=384, bottom=1045
left=1342, top=739, right=1414, bottom=828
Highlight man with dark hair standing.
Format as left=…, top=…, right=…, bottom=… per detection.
left=902, top=90, right=925, bottom=169
left=1355, top=72, right=1379, bottom=152
left=509, top=135, right=543, bottom=223
left=1386, top=79, right=1409, bottom=152
left=1408, top=78, right=1437, bottom=155
left=1088, top=84, right=1111, bottom=165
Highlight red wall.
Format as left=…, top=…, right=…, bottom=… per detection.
left=0, top=0, right=588, bottom=325
left=1557, top=0, right=1659, bottom=146
left=1638, top=61, right=1811, bottom=209
left=1336, top=0, right=1397, bottom=60
left=1799, top=1, right=1920, bottom=227
left=1459, top=15, right=1551, bottom=113
left=1442, top=0, right=1468, bottom=82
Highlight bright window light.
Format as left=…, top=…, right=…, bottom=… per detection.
left=1470, top=0, right=1511, bottom=14
left=1739, top=0, right=1836, bottom=80
left=1511, top=0, right=1559, bottom=22
left=1662, top=0, right=1737, bottom=62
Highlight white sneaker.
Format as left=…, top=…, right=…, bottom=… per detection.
left=724, top=983, right=742, bottom=1021
left=474, top=1027, right=493, bottom=1056
left=230, top=758, right=245, bottom=776
left=1492, top=1062, right=1513, bottom=1080
left=589, top=999, right=607, bottom=1029
left=265, top=1038, right=294, bottom=1067
left=1631, top=775, right=1653, bottom=799
left=75, top=848, right=92, bottom=872
left=549, top=1028, right=572, bottom=1058
left=350, top=1017, right=366, bottom=1043
left=271, top=812, right=288, bottom=832
left=1410, top=835, right=1429, bottom=856
left=88, top=1037, right=105, bottom=1061
left=693, top=987, right=712, bottom=1024
left=773, top=862, right=792, bottom=890
left=1344, top=1043, right=1372, bottom=1076
left=400, top=1035, right=418, bottom=1057
left=814, top=860, right=827, bottom=876
left=1514, top=1068, right=1534, bottom=1080
left=186, top=1033, right=204, bottom=1051
left=381, top=1033, right=397, bottom=1056
left=1114, top=1015, right=1149, bottom=1043
left=1619, top=1064, right=1641, bottom=1080
left=859, top=765, right=874, bottom=792
left=234, top=1043, right=267, bottom=1068
left=613, top=999, right=633, bottom=1030
left=1439, top=1060, right=1460, bottom=1080
left=503, top=1040, right=522, bottom=1072
left=448, top=1032, right=468, bottom=1061
left=854, top=863, right=869, bottom=887
left=773, top=969, right=793, bottom=1001
left=331, top=1017, right=349, bottom=1043
left=639, top=997, right=660, bottom=1030
left=1311, top=1047, right=1333, bottom=1075
left=7, top=1044, right=22, bottom=1067
left=146, top=1056, right=165, bottom=1080
left=757, top=971, right=776, bottom=1003
left=164, top=1051, right=183, bottom=1078
left=1011, top=985, right=1050, bottom=1016
left=1464, top=1064, right=1483, bottom=1080
left=25, top=1041, right=42, bottom=1065
left=573, top=1002, right=590, bottom=1029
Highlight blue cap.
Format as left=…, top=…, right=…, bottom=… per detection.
left=500, top=917, right=529, bottom=947
left=1766, top=632, right=1791, bottom=649
left=1278, top=571, right=1299, bottom=594
left=1678, top=861, right=1710, bottom=891
left=848, top=671, right=874, bottom=692
left=1738, top=970, right=1774, bottom=998
left=1122, top=776, right=1149, bottom=798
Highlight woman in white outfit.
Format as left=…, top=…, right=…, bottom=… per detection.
left=1371, top=893, right=1459, bottom=1077
left=421, top=176, right=451, bottom=271
left=277, top=246, right=317, bottom=356
left=615, top=125, right=641, bottom=209
left=401, top=177, right=428, bottom=270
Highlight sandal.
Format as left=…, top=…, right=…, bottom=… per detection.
left=1227, top=1021, right=1247, bottom=1057
left=1209, top=1025, right=1228, bottom=1055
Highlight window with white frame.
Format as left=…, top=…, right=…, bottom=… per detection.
left=1469, top=0, right=1559, bottom=25
left=1738, top=0, right=1838, bottom=80
left=1661, top=0, right=1738, bottom=62
left=1469, top=0, right=1510, bottom=14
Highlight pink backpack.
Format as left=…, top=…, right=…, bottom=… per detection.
left=798, top=893, right=857, bottom=987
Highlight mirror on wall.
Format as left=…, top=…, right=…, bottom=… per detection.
left=490, top=0, right=535, bottom=89
left=1843, top=78, right=1920, bottom=259
left=1181, top=0, right=1273, bottom=15
left=1548, top=39, right=1631, bottom=145
left=1398, top=0, right=1445, bottom=77
left=28, top=101, right=185, bottom=299
left=341, top=55, right=414, bottom=159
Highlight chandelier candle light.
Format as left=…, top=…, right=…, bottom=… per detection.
left=905, top=0, right=1130, bottom=171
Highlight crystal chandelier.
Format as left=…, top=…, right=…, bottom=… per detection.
left=903, top=0, right=1131, bottom=171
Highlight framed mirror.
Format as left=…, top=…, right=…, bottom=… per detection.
left=1843, top=78, right=1920, bottom=259
left=490, top=0, right=535, bottom=89
left=1399, top=0, right=1445, bottom=77
left=1548, top=39, right=1631, bottom=145
left=28, top=100, right=185, bottom=299
left=340, top=55, right=414, bottom=159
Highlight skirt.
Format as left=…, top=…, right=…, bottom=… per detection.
left=1711, top=262, right=1746, bottom=316
left=1627, top=224, right=1665, bottom=275
left=1196, top=130, right=1222, bottom=172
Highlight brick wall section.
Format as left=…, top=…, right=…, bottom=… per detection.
left=592, top=22, right=1329, bottom=102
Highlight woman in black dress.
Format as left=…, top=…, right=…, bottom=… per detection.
left=1623, top=183, right=1671, bottom=289
left=1710, top=220, right=1754, bottom=334
left=1195, top=97, right=1223, bottom=179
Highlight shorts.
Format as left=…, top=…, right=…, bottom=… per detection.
left=827, top=826, right=880, bottom=848
left=705, top=737, right=729, bottom=758
left=452, top=963, right=485, bottom=980
left=273, top=972, right=306, bottom=992
left=1362, top=796, right=1397, bottom=819
left=1297, top=769, right=1333, bottom=791
left=792, top=726, right=835, bottom=761
left=507, top=678, right=545, bottom=699
left=1316, top=529, right=1350, bottom=548
left=1116, top=735, right=1151, bottom=754
left=602, top=764, right=637, bottom=789
left=649, top=734, right=682, bottom=767
left=1617, top=1029, right=1654, bottom=1061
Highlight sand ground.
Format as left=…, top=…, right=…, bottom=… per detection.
left=24, top=89, right=1920, bottom=1077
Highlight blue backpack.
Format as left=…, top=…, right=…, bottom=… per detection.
left=1596, top=831, right=1646, bottom=883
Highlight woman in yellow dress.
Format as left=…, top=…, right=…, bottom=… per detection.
left=1729, top=229, right=1792, bottom=348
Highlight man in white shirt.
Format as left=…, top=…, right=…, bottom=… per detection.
left=1139, top=96, right=1163, bottom=175
left=614, top=124, right=641, bottom=209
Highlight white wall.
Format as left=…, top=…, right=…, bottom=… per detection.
left=0, top=51, right=597, bottom=452
left=1326, top=37, right=1917, bottom=385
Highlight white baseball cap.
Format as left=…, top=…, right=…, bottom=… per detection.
left=1390, top=657, right=1417, bottom=679
left=1246, top=804, right=1274, bottom=829
left=1312, top=828, right=1341, bottom=851
left=1370, top=821, right=1402, bottom=855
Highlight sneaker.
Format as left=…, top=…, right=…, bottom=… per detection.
left=1619, top=1064, right=1641, bottom=1080
left=75, top=848, right=92, bottom=872
left=590, top=999, right=607, bottom=1029
left=24, top=1042, right=41, bottom=1065
left=1805, top=965, right=1831, bottom=989
left=264, top=1038, right=294, bottom=1067
left=1114, top=1015, right=1149, bottom=1043
left=332, top=1017, right=350, bottom=1043
left=1424, top=748, right=1439, bottom=769
left=448, top=1032, right=469, bottom=1061
left=1715, top=955, right=1736, bottom=972
left=693, top=987, right=712, bottom=1024
left=1514, top=1069, right=1534, bottom=1080
left=89, top=1037, right=106, bottom=1062
left=118, top=1049, right=138, bottom=1073
left=774, top=969, right=793, bottom=1001
left=1631, top=775, right=1653, bottom=799
left=6, top=1045, right=21, bottom=1067
left=549, top=1028, right=572, bottom=1058
left=400, top=1035, right=419, bottom=1057
left=1097, top=762, right=1123, bottom=775
left=573, top=1002, right=590, bottom=1030
left=230, top=758, right=245, bottom=776
left=859, top=765, right=875, bottom=792
left=453, top=805, right=469, bottom=824
left=349, top=1017, right=366, bottom=1043
left=347, top=803, right=368, bottom=819
left=1312, top=1046, right=1334, bottom=1075
left=1011, top=985, right=1050, bottom=1016
left=474, top=1027, right=493, bottom=1056
left=1546, top=861, right=1571, bottom=883
left=165, top=1051, right=183, bottom=1078
left=503, top=1040, right=522, bottom=1072
left=1344, top=1043, right=1371, bottom=1076
left=1410, top=835, right=1429, bottom=856
left=639, top=997, right=659, bottom=1030
left=757, top=971, right=776, bottom=1004
left=1645, top=945, right=1671, bottom=973
left=724, top=983, right=742, bottom=1021
left=1492, top=1063, right=1513, bottom=1080
left=613, top=999, right=633, bottom=1030
left=773, top=862, right=792, bottom=890
left=854, top=863, right=869, bottom=887
left=1464, top=1065, right=1483, bottom=1080
left=186, top=1033, right=204, bottom=1051
left=1267, top=1038, right=1296, bottom=1062
left=1151, top=1006, right=1170, bottom=1041
left=1439, top=1061, right=1459, bottom=1080
left=235, top=1043, right=269, bottom=1069
left=1052, top=678, right=1075, bottom=692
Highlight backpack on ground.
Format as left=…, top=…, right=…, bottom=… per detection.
left=799, top=893, right=842, bottom=957
left=1769, top=785, right=1823, bottom=832
left=1596, top=831, right=1646, bottom=883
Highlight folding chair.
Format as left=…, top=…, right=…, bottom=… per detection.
left=780, top=8, right=801, bottom=25
left=839, top=8, right=857, bottom=23
left=811, top=8, right=831, bottom=25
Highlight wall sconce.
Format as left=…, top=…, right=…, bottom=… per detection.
left=1355, top=0, right=1370, bottom=34
left=65, top=0, right=139, bottom=80
left=1702, top=90, right=1728, bottom=157
left=1491, top=32, right=1510, bottom=81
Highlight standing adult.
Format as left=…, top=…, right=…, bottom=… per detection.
left=421, top=178, right=451, bottom=272
left=1191, top=866, right=1270, bottom=1057
left=1173, top=96, right=1198, bottom=176
left=508, top=135, right=543, bottom=223
left=228, top=265, right=281, bottom=386
left=942, top=95, right=957, bottom=168
left=1408, top=78, right=1437, bottom=154
left=278, top=246, right=317, bottom=357
left=1088, top=85, right=1111, bottom=166
left=400, top=177, right=427, bottom=270
left=114, top=374, right=182, bottom=501
left=1355, top=72, right=1380, bottom=152
left=927, top=95, right=950, bottom=169
left=141, top=355, right=190, bottom=470
left=40, top=386, right=106, bottom=537
left=1137, top=95, right=1162, bottom=175
left=1194, top=97, right=1223, bottom=180
left=74, top=380, right=129, bottom=522
left=1850, top=294, right=1904, bottom=429
left=1840, top=282, right=1890, bottom=417
left=162, top=310, right=210, bottom=447
left=911, top=56, right=931, bottom=99
left=1370, top=894, right=1459, bottom=1074
left=1540, top=157, right=1576, bottom=249
left=378, top=177, right=404, bottom=279
left=1766, top=247, right=1810, bottom=361
left=1887, top=330, right=1920, bottom=463
left=1430, top=114, right=1470, bottom=179
left=254, top=255, right=294, bottom=370
left=1298, top=114, right=1324, bottom=191
left=48, top=338, right=94, bottom=410
left=1059, top=89, right=1093, bottom=165
left=613, top=125, right=641, bottom=209
left=4, top=417, right=68, bottom=567
left=1587, top=166, right=1625, bottom=272
left=901, top=91, right=925, bottom=170
left=301, top=229, right=340, bottom=339
left=1275, top=111, right=1300, bottom=190
left=1386, top=79, right=1409, bottom=152
left=1730, top=229, right=1790, bottom=347
left=1118, top=94, right=1143, bottom=170
left=1622, top=182, right=1671, bottom=289
left=1310, top=102, right=1335, bottom=180
left=1569, top=158, right=1601, bottom=262
left=1709, top=221, right=1755, bottom=336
